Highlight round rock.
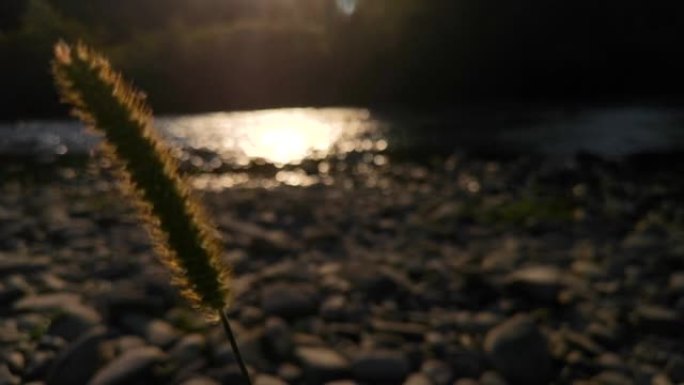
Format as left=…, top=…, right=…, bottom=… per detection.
left=484, top=315, right=552, bottom=385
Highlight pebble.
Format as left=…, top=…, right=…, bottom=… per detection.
left=46, top=327, right=106, bottom=385
left=264, top=317, right=293, bottom=359
left=24, top=351, right=56, bottom=381
left=633, top=305, right=684, bottom=335
left=261, top=283, right=320, bottom=318
left=666, top=355, right=684, bottom=383
left=504, top=265, right=570, bottom=303
left=351, top=350, right=410, bottom=383
left=479, top=371, right=508, bottom=385
left=4, top=153, right=684, bottom=385
left=453, top=380, right=478, bottom=385
left=669, top=273, right=684, bottom=295
left=484, top=315, right=553, bottom=385
left=46, top=304, right=102, bottom=342
left=0, top=364, right=19, bottom=385
left=593, top=370, right=634, bottom=385
left=371, top=319, right=426, bottom=342
left=169, top=334, right=206, bottom=366
left=404, top=373, right=433, bottom=385
left=295, top=346, right=350, bottom=383
left=119, top=315, right=179, bottom=348
left=320, top=295, right=349, bottom=321
left=179, top=376, right=220, bottom=385
left=87, top=346, right=165, bottom=385
left=422, top=359, right=453, bottom=385
left=0, top=257, right=49, bottom=277
left=13, top=293, right=83, bottom=313
left=254, top=374, right=288, bottom=385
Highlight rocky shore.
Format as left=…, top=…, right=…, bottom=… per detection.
left=1, top=153, right=684, bottom=385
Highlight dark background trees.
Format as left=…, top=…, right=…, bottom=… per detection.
left=1, top=0, right=683, bottom=120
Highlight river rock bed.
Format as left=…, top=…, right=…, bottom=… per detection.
left=1, top=153, right=684, bottom=385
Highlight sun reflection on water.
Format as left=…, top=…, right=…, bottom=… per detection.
left=156, top=107, right=385, bottom=189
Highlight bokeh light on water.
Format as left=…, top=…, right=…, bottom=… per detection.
left=155, top=108, right=387, bottom=190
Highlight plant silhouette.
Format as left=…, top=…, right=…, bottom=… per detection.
left=52, top=41, right=252, bottom=384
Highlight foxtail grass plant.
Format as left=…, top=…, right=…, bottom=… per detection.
left=52, top=41, right=251, bottom=384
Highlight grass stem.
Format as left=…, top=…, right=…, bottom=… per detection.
left=219, top=309, right=253, bottom=385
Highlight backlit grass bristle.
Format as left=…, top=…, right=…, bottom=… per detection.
left=52, top=41, right=230, bottom=316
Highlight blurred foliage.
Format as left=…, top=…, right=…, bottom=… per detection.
left=2, top=0, right=683, bottom=119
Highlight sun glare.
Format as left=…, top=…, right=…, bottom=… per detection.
left=159, top=108, right=380, bottom=169
left=336, top=0, right=358, bottom=16
left=239, top=111, right=340, bottom=165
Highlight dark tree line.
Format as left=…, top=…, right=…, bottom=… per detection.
left=1, top=0, right=683, bottom=120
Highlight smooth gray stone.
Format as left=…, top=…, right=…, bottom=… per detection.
left=484, top=315, right=552, bottom=385
left=46, top=327, right=106, bottom=385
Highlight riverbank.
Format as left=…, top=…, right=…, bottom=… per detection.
left=1, top=151, right=684, bottom=385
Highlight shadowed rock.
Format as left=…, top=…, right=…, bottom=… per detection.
left=47, top=327, right=106, bottom=385
left=484, top=315, right=552, bottom=385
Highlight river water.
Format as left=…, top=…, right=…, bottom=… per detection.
left=2, top=105, right=684, bottom=188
